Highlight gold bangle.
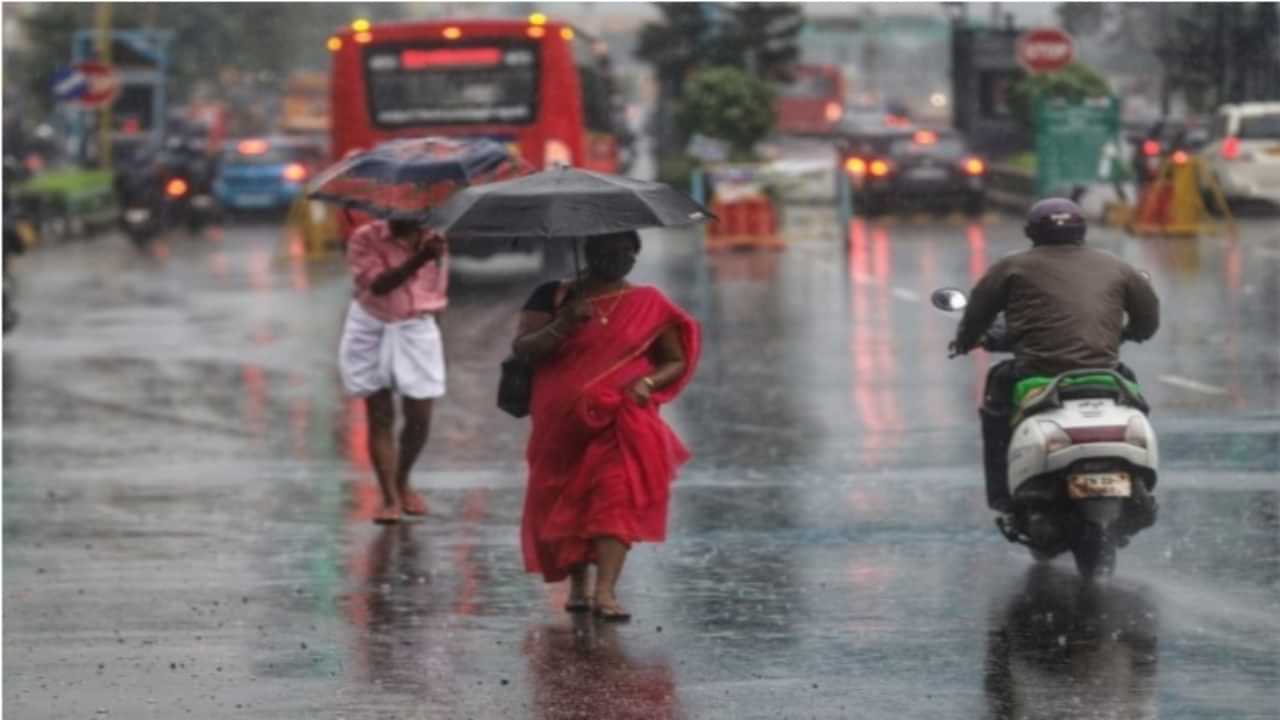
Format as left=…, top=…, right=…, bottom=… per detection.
left=641, top=376, right=657, bottom=390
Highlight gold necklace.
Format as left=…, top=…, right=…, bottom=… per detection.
left=590, top=290, right=628, bottom=325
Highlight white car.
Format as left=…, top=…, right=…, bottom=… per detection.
left=1202, top=102, right=1280, bottom=205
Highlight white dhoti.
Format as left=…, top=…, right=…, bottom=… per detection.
left=338, top=300, right=446, bottom=399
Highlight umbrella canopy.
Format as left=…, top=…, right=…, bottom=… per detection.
left=306, top=137, right=528, bottom=220
left=425, top=166, right=713, bottom=239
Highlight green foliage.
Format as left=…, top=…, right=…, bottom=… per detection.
left=636, top=3, right=802, bottom=156
left=1006, top=63, right=1111, bottom=131
left=635, top=2, right=804, bottom=83
left=676, top=67, right=776, bottom=157
left=656, top=155, right=702, bottom=194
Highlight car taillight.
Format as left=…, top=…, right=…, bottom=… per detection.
left=964, top=157, right=985, bottom=175
left=844, top=156, right=866, bottom=176
left=1142, top=139, right=1160, bottom=157
left=283, top=163, right=308, bottom=182
left=1221, top=136, right=1240, bottom=160
left=544, top=139, right=572, bottom=168
left=824, top=101, right=842, bottom=123
left=238, top=138, right=269, bottom=156
left=868, top=159, right=891, bottom=177
left=166, top=178, right=189, bottom=198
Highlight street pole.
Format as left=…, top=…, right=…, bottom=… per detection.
left=96, top=2, right=112, bottom=173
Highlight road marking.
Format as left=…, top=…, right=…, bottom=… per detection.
left=1159, top=374, right=1230, bottom=396
left=891, top=287, right=921, bottom=303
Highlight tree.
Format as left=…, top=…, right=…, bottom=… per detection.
left=718, top=4, right=805, bottom=82
left=636, top=2, right=803, bottom=155
left=676, top=67, right=775, bottom=158
left=1006, top=63, right=1111, bottom=132
left=1055, top=2, right=1280, bottom=114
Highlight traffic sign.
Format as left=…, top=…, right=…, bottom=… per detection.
left=51, top=66, right=89, bottom=102
left=72, top=61, right=120, bottom=108
left=1017, top=28, right=1074, bottom=74
left=1034, top=95, right=1119, bottom=196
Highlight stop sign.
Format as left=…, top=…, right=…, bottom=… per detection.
left=73, top=62, right=121, bottom=108
left=1017, top=28, right=1075, bottom=74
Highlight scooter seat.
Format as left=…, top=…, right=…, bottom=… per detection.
left=1013, top=370, right=1148, bottom=423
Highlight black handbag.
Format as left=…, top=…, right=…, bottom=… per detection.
left=497, top=353, right=533, bottom=418
left=498, top=282, right=571, bottom=419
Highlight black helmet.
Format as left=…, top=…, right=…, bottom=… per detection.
left=1025, top=197, right=1086, bottom=246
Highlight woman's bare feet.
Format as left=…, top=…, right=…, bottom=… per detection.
left=400, top=491, right=428, bottom=516
left=373, top=504, right=401, bottom=524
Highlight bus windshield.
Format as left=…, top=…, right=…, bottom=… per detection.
left=364, top=42, right=538, bottom=127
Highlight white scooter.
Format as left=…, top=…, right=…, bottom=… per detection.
left=932, top=288, right=1159, bottom=579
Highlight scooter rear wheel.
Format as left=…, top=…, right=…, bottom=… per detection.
left=1072, top=523, right=1117, bottom=580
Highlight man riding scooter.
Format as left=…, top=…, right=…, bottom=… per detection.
left=949, top=198, right=1161, bottom=527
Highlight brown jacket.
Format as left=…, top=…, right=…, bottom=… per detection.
left=954, top=244, right=1159, bottom=375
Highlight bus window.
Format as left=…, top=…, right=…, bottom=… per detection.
left=577, top=66, right=612, bottom=133
left=364, top=42, right=539, bottom=127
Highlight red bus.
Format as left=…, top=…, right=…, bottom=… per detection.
left=774, top=65, right=846, bottom=136
left=327, top=16, right=619, bottom=173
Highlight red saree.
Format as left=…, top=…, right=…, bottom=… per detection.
left=521, top=285, right=701, bottom=582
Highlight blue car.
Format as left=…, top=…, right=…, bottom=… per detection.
left=213, top=136, right=327, bottom=213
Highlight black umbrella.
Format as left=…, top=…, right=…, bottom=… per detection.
left=425, top=166, right=713, bottom=239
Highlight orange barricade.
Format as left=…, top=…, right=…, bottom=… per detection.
left=1128, top=155, right=1235, bottom=238
left=705, top=195, right=784, bottom=252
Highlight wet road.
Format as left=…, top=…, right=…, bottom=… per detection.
left=4, top=211, right=1278, bottom=719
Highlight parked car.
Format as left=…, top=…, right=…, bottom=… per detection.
left=840, top=128, right=987, bottom=215
left=213, top=136, right=327, bottom=214
left=1201, top=102, right=1280, bottom=206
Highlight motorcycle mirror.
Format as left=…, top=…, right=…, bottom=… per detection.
left=930, top=287, right=968, bottom=312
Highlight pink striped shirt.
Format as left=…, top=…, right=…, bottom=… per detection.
left=346, top=220, right=449, bottom=323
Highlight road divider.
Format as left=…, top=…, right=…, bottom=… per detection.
left=1158, top=374, right=1230, bottom=396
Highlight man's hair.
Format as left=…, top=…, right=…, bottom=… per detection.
left=388, top=218, right=419, bottom=236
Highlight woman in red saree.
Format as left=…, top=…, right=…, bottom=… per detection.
left=512, top=231, right=700, bottom=621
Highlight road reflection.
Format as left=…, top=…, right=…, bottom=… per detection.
left=985, top=566, right=1159, bottom=720
left=341, top=525, right=436, bottom=688
left=524, top=619, right=680, bottom=720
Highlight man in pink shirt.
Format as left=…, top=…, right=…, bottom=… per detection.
left=339, top=217, right=449, bottom=523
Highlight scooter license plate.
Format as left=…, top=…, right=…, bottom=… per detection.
left=124, top=208, right=151, bottom=223
left=1068, top=472, right=1132, bottom=499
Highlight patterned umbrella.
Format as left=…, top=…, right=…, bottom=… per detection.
left=306, top=137, right=529, bottom=220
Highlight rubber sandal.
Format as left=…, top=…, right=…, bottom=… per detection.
left=564, top=599, right=591, bottom=613
left=401, top=492, right=428, bottom=517
left=373, top=507, right=402, bottom=525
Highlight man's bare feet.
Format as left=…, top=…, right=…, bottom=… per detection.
left=373, top=505, right=401, bottom=524
left=401, top=491, right=428, bottom=516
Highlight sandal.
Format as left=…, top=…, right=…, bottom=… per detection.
left=373, top=506, right=402, bottom=525
left=593, top=603, right=631, bottom=623
left=564, top=599, right=592, bottom=613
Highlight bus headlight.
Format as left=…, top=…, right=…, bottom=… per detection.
left=544, top=139, right=572, bottom=168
